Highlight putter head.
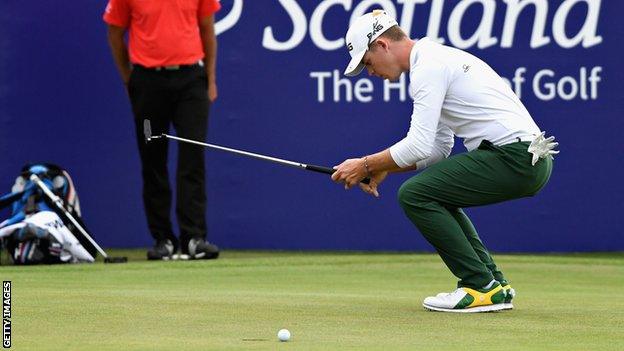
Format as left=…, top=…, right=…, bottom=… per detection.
left=143, top=119, right=164, bottom=142
left=143, top=119, right=153, bottom=142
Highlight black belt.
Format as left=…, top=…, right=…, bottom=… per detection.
left=133, top=62, right=203, bottom=72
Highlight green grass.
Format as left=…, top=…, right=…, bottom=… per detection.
left=2, top=251, right=623, bottom=350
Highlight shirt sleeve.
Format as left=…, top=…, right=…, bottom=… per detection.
left=415, top=124, right=454, bottom=170
left=389, top=63, right=449, bottom=168
left=103, top=0, right=130, bottom=28
left=199, top=0, right=222, bottom=19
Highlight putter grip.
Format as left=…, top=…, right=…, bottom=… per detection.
left=306, top=164, right=371, bottom=185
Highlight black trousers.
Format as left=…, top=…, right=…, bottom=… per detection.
left=127, top=64, right=209, bottom=248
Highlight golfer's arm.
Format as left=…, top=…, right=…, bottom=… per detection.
left=365, top=149, right=418, bottom=174
left=107, top=25, right=131, bottom=84
left=199, top=15, right=217, bottom=84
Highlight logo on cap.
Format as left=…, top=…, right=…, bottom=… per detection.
left=367, top=20, right=384, bottom=46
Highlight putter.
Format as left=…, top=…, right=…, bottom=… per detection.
left=143, top=119, right=370, bottom=184
left=30, top=174, right=128, bottom=264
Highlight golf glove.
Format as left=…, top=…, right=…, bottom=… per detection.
left=528, top=131, right=559, bottom=166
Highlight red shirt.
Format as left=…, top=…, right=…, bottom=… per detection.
left=103, top=0, right=220, bottom=67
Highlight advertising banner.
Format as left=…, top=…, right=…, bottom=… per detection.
left=1, top=0, right=622, bottom=251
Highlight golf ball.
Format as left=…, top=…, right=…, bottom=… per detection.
left=277, top=329, right=291, bottom=342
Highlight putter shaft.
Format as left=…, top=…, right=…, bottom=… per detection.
left=161, top=134, right=307, bottom=170
left=143, top=119, right=368, bottom=183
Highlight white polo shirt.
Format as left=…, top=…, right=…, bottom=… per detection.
left=389, top=37, right=541, bottom=169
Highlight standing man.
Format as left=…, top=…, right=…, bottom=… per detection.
left=104, top=0, right=221, bottom=260
left=332, top=11, right=557, bottom=313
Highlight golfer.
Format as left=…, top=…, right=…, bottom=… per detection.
left=331, top=10, right=558, bottom=313
left=104, top=0, right=221, bottom=260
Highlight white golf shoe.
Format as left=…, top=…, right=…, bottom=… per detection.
left=423, top=281, right=506, bottom=313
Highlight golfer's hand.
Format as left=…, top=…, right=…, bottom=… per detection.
left=332, top=158, right=367, bottom=189
left=208, top=81, right=218, bottom=102
left=359, top=171, right=387, bottom=198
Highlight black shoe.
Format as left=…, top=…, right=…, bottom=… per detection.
left=147, top=239, right=177, bottom=260
left=180, top=238, right=219, bottom=260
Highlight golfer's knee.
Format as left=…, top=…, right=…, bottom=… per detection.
left=397, top=181, right=426, bottom=210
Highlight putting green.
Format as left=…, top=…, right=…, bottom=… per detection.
left=2, top=251, right=623, bottom=350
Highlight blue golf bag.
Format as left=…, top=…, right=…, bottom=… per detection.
left=0, top=164, right=97, bottom=264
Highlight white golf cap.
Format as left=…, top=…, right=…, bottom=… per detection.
left=344, top=10, right=398, bottom=77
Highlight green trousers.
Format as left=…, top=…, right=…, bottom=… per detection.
left=398, top=140, right=553, bottom=289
